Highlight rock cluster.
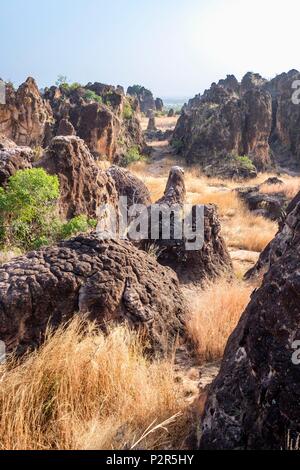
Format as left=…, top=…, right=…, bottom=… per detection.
left=127, top=85, right=164, bottom=114
left=200, top=197, right=300, bottom=449
left=173, top=70, right=300, bottom=177
left=0, top=138, right=34, bottom=186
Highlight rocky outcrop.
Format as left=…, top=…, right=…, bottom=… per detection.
left=139, top=167, right=232, bottom=284
left=44, top=83, right=145, bottom=162
left=173, top=70, right=300, bottom=175
left=200, top=199, right=300, bottom=449
left=0, top=139, right=34, bottom=186
left=37, top=136, right=117, bottom=219
left=245, top=189, right=300, bottom=279
left=127, top=85, right=163, bottom=114
left=0, top=234, right=186, bottom=356
left=0, top=78, right=53, bottom=147
left=107, top=165, right=151, bottom=207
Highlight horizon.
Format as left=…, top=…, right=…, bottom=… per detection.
left=2, top=0, right=300, bottom=98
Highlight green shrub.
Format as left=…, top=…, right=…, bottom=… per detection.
left=84, top=90, right=103, bottom=104
left=235, top=155, right=256, bottom=171
left=59, top=215, right=96, bottom=239
left=123, top=101, right=133, bottom=120
left=0, top=168, right=59, bottom=250
left=121, top=146, right=146, bottom=167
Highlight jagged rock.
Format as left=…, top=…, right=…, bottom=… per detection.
left=44, top=83, right=145, bottom=162
left=57, top=118, right=76, bottom=136
left=37, top=136, right=117, bottom=219
left=200, top=199, right=300, bottom=449
left=0, top=77, right=53, bottom=146
left=139, top=167, right=232, bottom=284
left=107, top=165, right=151, bottom=208
left=155, top=98, right=164, bottom=112
left=127, top=85, right=156, bottom=114
left=0, top=140, right=34, bottom=186
left=0, top=234, right=186, bottom=356
left=245, top=189, right=300, bottom=279
left=174, top=69, right=300, bottom=174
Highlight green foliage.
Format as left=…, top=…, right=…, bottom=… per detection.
left=121, top=146, right=146, bottom=167
left=235, top=155, right=256, bottom=171
left=128, top=85, right=143, bottom=95
left=84, top=90, right=103, bottom=104
left=56, top=75, right=69, bottom=87
left=58, top=215, right=96, bottom=240
left=172, top=139, right=184, bottom=152
left=0, top=169, right=59, bottom=250
left=123, top=101, right=134, bottom=120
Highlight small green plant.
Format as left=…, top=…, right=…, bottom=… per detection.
left=121, top=146, right=146, bottom=167
left=59, top=215, right=96, bottom=239
left=84, top=90, right=103, bottom=104
left=123, top=101, right=133, bottom=120
left=235, top=155, right=256, bottom=171
left=0, top=168, right=59, bottom=250
left=56, top=75, right=69, bottom=87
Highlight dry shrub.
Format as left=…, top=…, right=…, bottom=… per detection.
left=0, top=319, right=187, bottom=450
left=185, top=279, right=253, bottom=362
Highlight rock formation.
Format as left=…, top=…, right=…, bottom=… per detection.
left=107, top=165, right=151, bottom=207
left=127, top=85, right=163, bottom=114
left=37, top=136, right=117, bottom=219
left=0, top=138, right=34, bottom=186
left=44, top=83, right=145, bottom=162
left=57, top=118, right=76, bottom=136
left=173, top=70, right=300, bottom=176
left=138, top=167, right=232, bottom=284
left=200, top=198, right=300, bottom=449
left=0, top=234, right=186, bottom=357
left=0, top=78, right=53, bottom=147
left=245, top=188, right=300, bottom=279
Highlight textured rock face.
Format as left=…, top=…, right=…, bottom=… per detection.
left=200, top=200, right=300, bottom=450
left=141, top=167, right=232, bottom=284
left=0, top=234, right=186, bottom=356
left=44, top=83, right=145, bottom=162
left=57, top=118, right=75, bottom=136
left=0, top=139, right=34, bottom=186
left=245, top=189, right=300, bottom=279
left=173, top=73, right=273, bottom=177
left=175, top=69, right=300, bottom=173
left=155, top=97, right=164, bottom=112
left=0, top=78, right=53, bottom=146
left=37, top=136, right=117, bottom=219
left=127, top=85, right=156, bottom=114
left=107, top=165, right=151, bottom=207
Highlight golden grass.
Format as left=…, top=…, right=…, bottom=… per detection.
left=185, top=278, right=253, bottom=362
left=259, top=178, right=300, bottom=199
left=0, top=319, right=188, bottom=450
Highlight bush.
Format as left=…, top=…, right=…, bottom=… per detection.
left=121, top=146, right=146, bottom=167
left=0, top=168, right=59, bottom=250
left=84, top=90, right=103, bottom=104
left=59, top=215, right=96, bottom=240
left=123, top=101, right=133, bottom=120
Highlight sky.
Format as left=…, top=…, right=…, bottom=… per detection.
left=1, top=0, right=300, bottom=99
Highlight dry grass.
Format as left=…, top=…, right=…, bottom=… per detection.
left=0, top=318, right=188, bottom=450
left=185, top=278, right=253, bottom=362
left=259, top=178, right=300, bottom=199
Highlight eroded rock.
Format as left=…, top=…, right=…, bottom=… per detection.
left=0, top=234, right=186, bottom=356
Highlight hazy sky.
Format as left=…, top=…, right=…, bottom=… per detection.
left=1, top=0, right=300, bottom=99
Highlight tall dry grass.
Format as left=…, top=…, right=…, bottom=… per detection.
left=185, top=279, right=253, bottom=362
left=0, top=319, right=188, bottom=450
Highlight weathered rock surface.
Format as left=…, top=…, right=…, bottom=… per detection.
left=44, top=83, right=145, bottom=162
left=173, top=70, right=300, bottom=175
left=0, top=139, right=34, bottom=186
left=107, top=165, right=151, bottom=207
left=200, top=199, right=300, bottom=449
left=0, top=234, right=186, bottom=356
left=37, top=136, right=117, bottom=219
left=245, top=189, right=300, bottom=279
left=139, top=167, right=233, bottom=284
left=57, top=118, right=76, bottom=136
left=0, top=77, right=53, bottom=147
left=127, top=85, right=163, bottom=114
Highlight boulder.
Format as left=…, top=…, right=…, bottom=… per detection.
left=0, top=139, right=34, bottom=186
left=0, top=77, right=53, bottom=147
left=200, top=199, right=300, bottom=449
left=107, top=165, right=151, bottom=208
left=0, top=234, right=186, bottom=356
left=168, top=109, right=175, bottom=117
left=147, top=115, right=157, bottom=132
left=235, top=185, right=287, bottom=221
left=139, top=167, right=233, bottom=284
left=37, top=136, right=117, bottom=219
left=155, top=98, right=164, bottom=112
